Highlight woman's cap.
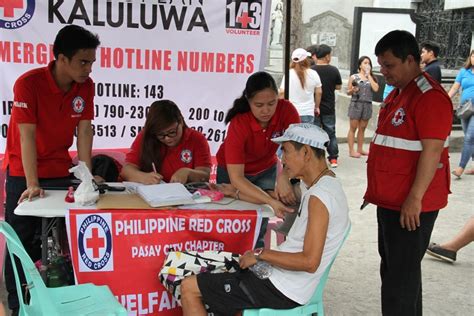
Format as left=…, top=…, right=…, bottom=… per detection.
left=291, top=48, right=311, bottom=63
left=272, top=123, right=329, bottom=149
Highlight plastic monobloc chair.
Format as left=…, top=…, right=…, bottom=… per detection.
left=0, top=221, right=127, bottom=316
left=243, top=223, right=351, bottom=316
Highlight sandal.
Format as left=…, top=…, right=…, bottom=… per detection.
left=350, top=152, right=362, bottom=158
left=465, top=169, right=474, bottom=175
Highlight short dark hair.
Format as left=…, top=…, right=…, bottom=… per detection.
left=316, top=44, right=332, bottom=59
left=307, top=44, right=319, bottom=57
left=421, top=41, right=440, bottom=58
left=375, top=30, right=420, bottom=64
left=53, top=25, right=100, bottom=59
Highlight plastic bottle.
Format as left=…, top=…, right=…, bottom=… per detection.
left=249, top=261, right=273, bottom=279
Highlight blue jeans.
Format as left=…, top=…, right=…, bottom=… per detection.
left=216, top=165, right=277, bottom=248
left=314, top=114, right=338, bottom=160
left=299, top=115, right=314, bottom=124
left=459, top=115, right=474, bottom=169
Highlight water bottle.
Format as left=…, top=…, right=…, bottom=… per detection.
left=249, top=261, right=273, bottom=279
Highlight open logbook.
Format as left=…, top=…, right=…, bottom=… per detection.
left=136, top=183, right=211, bottom=207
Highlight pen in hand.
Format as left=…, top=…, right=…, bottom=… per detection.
left=151, top=162, right=165, bottom=184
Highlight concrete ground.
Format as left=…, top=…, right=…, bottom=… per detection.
left=322, top=146, right=474, bottom=315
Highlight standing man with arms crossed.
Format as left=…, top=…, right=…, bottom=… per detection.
left=420, top=41, right=442, bottom=83
left=309, top=44, right=342, bottom=168
left=2, top=25, right=100, bottom=315
left=365, top=30, right=452, bottom=315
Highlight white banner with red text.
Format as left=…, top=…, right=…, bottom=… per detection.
left=0, top=0, right=271, bottom=155
left=66, top=208, right=261, bottom=315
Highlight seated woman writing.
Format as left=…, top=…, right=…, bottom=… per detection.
left=121, top=100, right=211, bottom=184
left=180, top=123, right=350, bottom=316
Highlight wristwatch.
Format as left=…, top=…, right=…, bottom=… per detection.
left=253, top=247, right=264, bottom=260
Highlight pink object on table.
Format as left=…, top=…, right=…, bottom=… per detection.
left=196, top=188, right=224, bottom=201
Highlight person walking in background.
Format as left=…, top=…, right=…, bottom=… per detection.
left=427, top=217, right=474, bottom=263
left=309, top=44, right=342, bottom=168
left=347, top=56, right=379, bottom=158
left=279, top=48, right=322, bottom=124
left=448, top=50, right=474, bottom=178
left=365, top=30, right=452, bottom=315
left=420, top=41, right=442, bottom=83
left=120, top=100, right=211, bottom=184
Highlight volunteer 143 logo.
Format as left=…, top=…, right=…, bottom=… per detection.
left=226, top=0, right=262, bottom=30
left=0, top=0, right=35, bottom=29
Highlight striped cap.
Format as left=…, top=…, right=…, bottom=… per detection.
left=271, top=123, right=329, bottom=149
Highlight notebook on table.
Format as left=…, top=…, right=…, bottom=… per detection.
left=137, top=183, right=211, bottom=208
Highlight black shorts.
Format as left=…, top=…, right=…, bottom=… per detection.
left=196, top=270, right=300, bottom=316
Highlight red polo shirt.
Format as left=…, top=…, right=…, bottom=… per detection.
left=125, top=127, right=211, bottom=183
left=216, top=99, right=300, bottom=175
left=3, top=61, right=94, bottom=178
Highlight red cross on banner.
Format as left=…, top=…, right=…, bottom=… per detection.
left=237, top=11, right=252, bottom=28
left=86, top=227, right=105, bottom=259
left=0, top=0, right=24, bottom=18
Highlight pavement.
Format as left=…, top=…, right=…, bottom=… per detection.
left=1, top=146, right=472, bottom=315
left=322, top=146, right=474, bottom=315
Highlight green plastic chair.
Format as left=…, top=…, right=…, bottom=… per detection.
left=243, top=223, right=351, bottom=316
left=0, top=221, right=127, bottom=316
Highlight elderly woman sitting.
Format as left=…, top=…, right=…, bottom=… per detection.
left=179, top=123, right=351, bottom=316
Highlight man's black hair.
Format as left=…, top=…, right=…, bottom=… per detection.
left=421, top=41, right=440, bottom=58
left=307, top=44, right=319, bottom=57
left=316, top=44, right=332, bottom=59
left=53, top=25, right=100, bottom=59
left=374, top=30, right=420, bottom=64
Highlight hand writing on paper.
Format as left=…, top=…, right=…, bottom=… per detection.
left=18, top=185, right=44, bottom=204
left=141, top=172, right=163, bottom=185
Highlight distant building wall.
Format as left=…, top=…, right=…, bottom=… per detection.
left=303, top=11, right=352, bottom=70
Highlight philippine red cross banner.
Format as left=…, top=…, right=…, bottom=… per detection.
left=0, top=1, right=271, bottom=154
left=66, top=209, right=261, bottom=315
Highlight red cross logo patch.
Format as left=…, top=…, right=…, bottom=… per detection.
left=72, top=96, right=85, bottom=114
left=77, top=213, right=113, bottom=272
left=180, top=149, right=192, bottom=164
left=392, top=108, right=405, bottom=127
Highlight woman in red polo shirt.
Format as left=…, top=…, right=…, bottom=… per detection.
left=216, top=72, right=301, bottom=246
left=121, top=100, right=211, bottom=184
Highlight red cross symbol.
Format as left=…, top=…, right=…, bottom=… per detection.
left=0, top=0, right=24, bottom=18
left=74, top=99, right=83, bottom=111
left=183, top=151, right=191, bottom=161
left=237, top=11, right=252, bottom=28
left=394, top=110, right=403, bottom=122
left=86, top=228, right=105, bottom=259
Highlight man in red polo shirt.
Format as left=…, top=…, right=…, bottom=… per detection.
left=365, top=30, right=452, bottom=315
left=2, top=25, right=100, bottom=314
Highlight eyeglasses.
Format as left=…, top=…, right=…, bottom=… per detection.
left=156, top=123, right=180, bottom=140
